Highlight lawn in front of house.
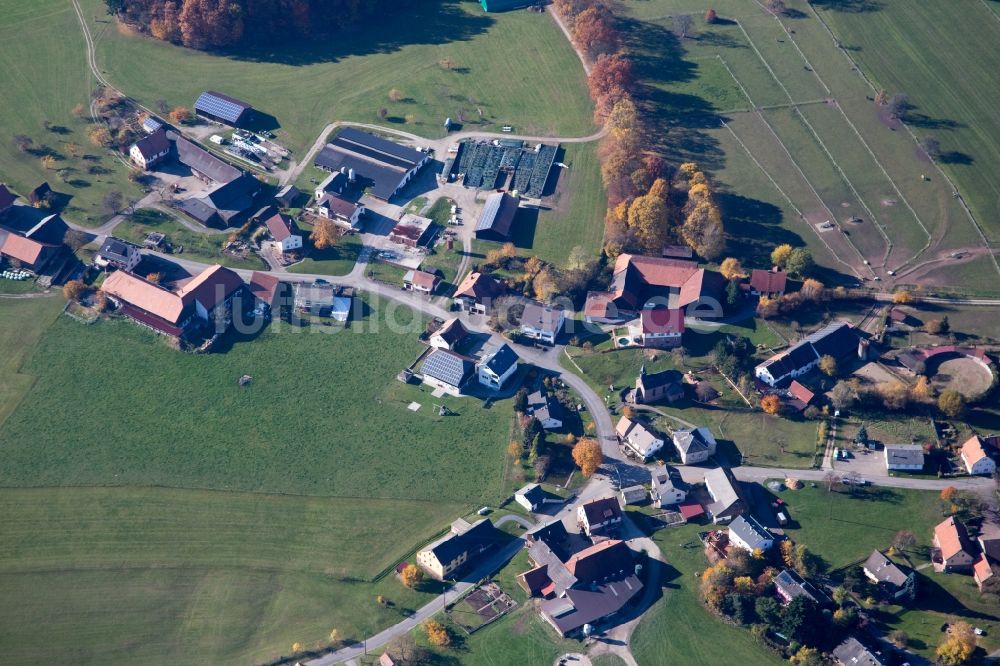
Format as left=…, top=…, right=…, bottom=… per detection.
left=0, top=295, right=514, bottom=503
left=84, top=0, right=594, bottom=155
left=116, top=208, right=267, bottom=270
left=0, top=486, right=462, bottom=666
left=287, top=231, right=363, bottom=276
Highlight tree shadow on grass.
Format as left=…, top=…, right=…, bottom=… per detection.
left=807, top=0, right=883, bottom=12
left=938, top=151, right=974, bottom=165
left=212, top=0, right=493, bottom=66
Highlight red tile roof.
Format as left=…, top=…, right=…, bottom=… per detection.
left=961, top=435, right=990, bottom=468
left=0, top=233, right=46, bottom=265
left=788, top=380, right=815, bottom=405
left=679, top=503, right=704, bottom=519
left=264, top=213, right=298, bottom=242
left=750, top=268, right=786, bottom=294
left=935, top=516, right=974, bottom=561
left=406, top=269, right=438, bottom=290
left=249, top=271, right=280, bottom=305
left=454, top=272, right=504, bottom=301
left=641, top=307, right=684, bottom=335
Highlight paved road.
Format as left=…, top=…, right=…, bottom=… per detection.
left=732, top=465, right=995, bottom=492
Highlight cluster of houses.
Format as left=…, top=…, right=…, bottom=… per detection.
left=932, top=514, right=1000, bottom=592
left=882, top=433, right=998, bottom=477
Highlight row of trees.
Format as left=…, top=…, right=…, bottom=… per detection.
left=105, top=0, right=414, bottom=49
left=828, top=376, right=967, bottom=419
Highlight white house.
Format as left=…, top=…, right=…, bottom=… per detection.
left=515, top=483, right=559, bottom=512
left=520, top=302, right=565, bottom=345
left=527, top=389, right=563, bottom=430
left=615, top=416, right=665, bottom=460
left=650, top=465, right=686, bottom=507
left=577, top=497, right=622, bottom=537
left=429, top=317, right=468, bottom=351
left=961, top=435, right=996, bottom=476
left=883, top=444, right=925, bottom=472
left=672, top=427, right=717, bottom=465
left=95, top=236, right=142, bottom=272
left=728, top=515, right=774, bottom=552
left=754, top=321, right=857, bottom=387
left=477, top=344, right=519, bottom=390
left=264, top=212, right=302, bottom=252
left=316, top=193, right=365, bottom=229
left=129, top=129, right=170, bottom=170
left=403, top=269, right=439, bottom=295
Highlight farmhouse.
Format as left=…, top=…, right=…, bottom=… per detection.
left=95, top=237, right=141, bottom=272
left=960, top=435, right=996, bottom=475
left=527, top=389, right=563, bottom=430
left=774, top=569, right=826, bottom=605
left=477, top=343, right=519, bottom=390
left=129, top=129, right=170, bottom=170
left=173, top=133, right=241, bottom=184
left=194, top=90, right=253, bottom=126
left=429, top=317, right=469, bottom=350
left=650, top=465, right=686, bottom=507
left=672, top=427, right=717, bottom=465
left=475, top=191, right=520, bottom=241
left=932, top=516, right=976, bottom=572
left=315, top=128, right=430, bottom=201
left=755, top=321, right=858, bottom=387
left=389, top=214, right=436, bottom=249
left=583, top=254, right=724, bottom=323
left=727, top=514, right=773, bottom=552
left=883, top=444, right=925, bottom=472
left=703, top=466, right=745, bottom=524
left=749, top=268, right=787, bottom=298
left=634, top=366, right=685, bottom=404
left=0, top=206, right=69, bottom=274
left=863, top=549, right=916, bottom=602
left=633, top=305, right=684, bottom=348
left=615, top=416, right=664, bottom=461
left=454, top=271, right=505, bottom=314
left=416, top=518, right=499, bottom=580
left=577, top=497, right=622, bottom=537
left=519, top=301, right=565, bottom=345
left=100, top=264, right=245, bottom=339
left=974, top=554, right=996, bottom=592
left=536, top=540, right=643, bottom=637
left=402, top=269, right=439, bottom=294
left=421, top=348, right=475, bottom=396
left=263, top=212, right=302, bottom=252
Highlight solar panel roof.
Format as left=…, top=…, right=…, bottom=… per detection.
left=195, top=91, right=252, bottom=125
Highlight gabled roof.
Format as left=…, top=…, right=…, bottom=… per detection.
left=249, top=271, right=280, bottom=305
left=788, top=380, right=815, bottom=405
left=422, top=349, right=474, bottom=388
left=480, top=343, right=518, bottom=376
left=454, top=272, right=504, bottom=301
left=316, top=129, right=427, bottom=200
left=202, top=173, right=262, bottom=224
left=177, top=264, right=245, bottom=311
left=475, top=191, right=519, bottom=237
left=864, top=550, right=910, bottom=587
left=132, top=128, right=170, bottom=160
left=750, top=268, right=786, bottom=293
left=422, top=518, right=496, bottom=567
left=704, top=466, right=742, bottom=516
left=961, top=435, right=990, bottom=467
left=579, top=497, right=622, bottom=526
left=516, top=483, right=547, bottom=505
left=566, top=539, right=634, bottom=583
left=539, top=574, right=642, bottom=635
left=832, top=636, right=885, bottom=666
left=935, top=516, right=974, bottom=561
left=616, top=416, right=662, bottom=457
left=641, top=306, right=684, bottom=335
left=264, top=212, right=299, bottom=242
left=884, top=444, right=924, bottom=467
left=389, top=214, right=434, bottom=246
left=98, top=237, right=138, bottom=263
left=194, top=91, right=252, bottom=124
left=521, top=301, right=564, bottom=334
left=172, top=133, right=242, bottom=184
left=0, top=233, right=47, bottom=265
left=774, top=568, right=823, bottom=604
left=673, top=427, right=716, bottom=455
left=102, top=270, right=185, bottom=323
left=527, top=389, right=561, bottom=424
left=728, top=514, right=772, bottom=550
left=432, top=317, right=469, bottom=346
left=404, top=269, right=438, bottom=290
left=317, top=192, right=359, bottom=219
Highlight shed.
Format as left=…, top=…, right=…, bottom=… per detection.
left=620, top=485, right=647, bottom=506
left=194, top=91, right=253, bottom=126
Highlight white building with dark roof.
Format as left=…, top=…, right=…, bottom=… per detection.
left=519, top=301, right=565, bottom=345
left=884, top=444, right=925, bottom=471
left=95, top=236, right=141, bottom=272
left=728, top=515, right=773, bottom=552
left=672, top=427, right=717, bottom=465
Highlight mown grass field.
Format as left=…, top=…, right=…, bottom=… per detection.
left=616, top=0, right=993, bottom=288
left=82, top=0, right=595, bottom=155
left=117, top=208, right=267, bottom=270
left=0, top=486, right=463, bottom=665
left=288, top=231, right=363, bottom=276
left=0, top=0, right=142, bottom=228
left=0, top=294, right=65, bottom=430
left=814, top=0, right=1000, bottom=243
left=0, top=298, right=514, bottom=503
